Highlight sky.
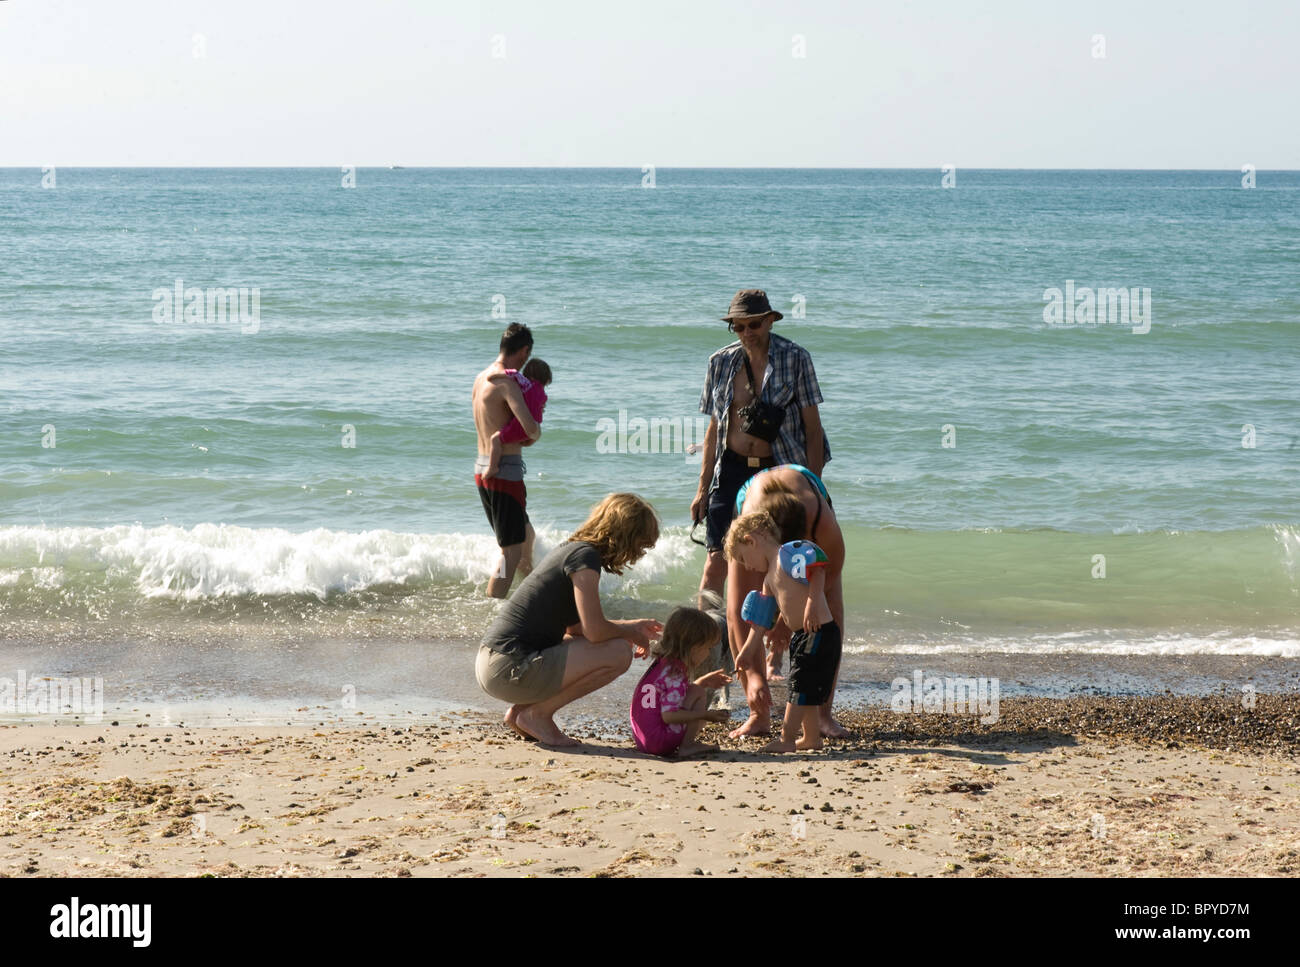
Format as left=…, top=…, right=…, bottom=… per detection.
left=1, top=0, right=1297, bottom=168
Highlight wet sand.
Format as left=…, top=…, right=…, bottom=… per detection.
left=1, top=695, right=1296, bottom=878
left=3, top=629, right=1297, bottom=727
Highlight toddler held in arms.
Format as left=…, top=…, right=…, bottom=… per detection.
left=724, top=511, right=841, bottom=752
left=630, top=607, right=733, bottom=758
left=484, top=358, right=551, bottom=478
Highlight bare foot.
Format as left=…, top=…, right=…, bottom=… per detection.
left=820, top=714, right=851, bottom=739
left=515, top=707, right=579, bottom=747
left=795, top=734, right=823, bottom=751
left=675, top=741, right=720, bottom=757
left=761, top=738, right=796, bottom=753
left=504, top=705, right=536, bottom=740
left=728, top=713, right=771, bottom=739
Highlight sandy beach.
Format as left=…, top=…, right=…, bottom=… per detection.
left=1, top=695, right=1295, bottom=878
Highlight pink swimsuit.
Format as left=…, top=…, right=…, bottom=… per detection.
left=498, top=370, right=547, bottom=445
left=630, top=658, right=691, bottom=756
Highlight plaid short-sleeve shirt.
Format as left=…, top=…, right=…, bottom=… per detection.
left=698, top=333, right=830, bottom=487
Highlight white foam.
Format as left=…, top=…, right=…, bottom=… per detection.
left=844, top=630, right=1300, bottom=657
left=1274, top=524, right=1300, bottom=584
left=601, top=531, right=698, bottom=595
left=0, top=523, right=703, bottom=602
left=0, top=523, right=527, bottom=600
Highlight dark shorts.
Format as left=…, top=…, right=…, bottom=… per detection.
left=476, top=475, right=528, bottom=548
left=788, top=620, right=842, bottom=706
left=705, top=449, right=777, bottom=551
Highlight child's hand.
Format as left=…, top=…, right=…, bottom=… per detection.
left=696, top=670, right=732, bottom=690
left=803, top=599, right=821, bottom=633
left=705, top=708, right=731, bottom=723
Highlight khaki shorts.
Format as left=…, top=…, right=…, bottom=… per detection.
left=475, top=643, right=568, bottom=704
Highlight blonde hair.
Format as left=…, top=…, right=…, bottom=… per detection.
left=723, top=510, right=780, bottom=562
left=654, top=607, right=720, bottom=668
left=568, top=493, right=659, bottom=575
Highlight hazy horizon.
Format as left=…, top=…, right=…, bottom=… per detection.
left=6, top=165, right=1300, bottom=171
left=3, top=0, right=1298, bottom=168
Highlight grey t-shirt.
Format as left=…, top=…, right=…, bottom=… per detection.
left=481, top=541, right=604, bottom=657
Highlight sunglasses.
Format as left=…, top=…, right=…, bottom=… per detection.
left=729, top=318, right=767, bottom=332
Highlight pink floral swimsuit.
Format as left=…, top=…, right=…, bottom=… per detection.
left=630, top=658, right=691, bottom=756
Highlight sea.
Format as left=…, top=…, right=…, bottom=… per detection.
left=2, top=167, right=1297, bottom=725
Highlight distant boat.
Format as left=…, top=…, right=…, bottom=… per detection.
left=389, top=164, right=405, bottom=170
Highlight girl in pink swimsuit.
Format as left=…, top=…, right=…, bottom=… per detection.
left=483, top=358, right=552, bottom=479
left=630, top=607, right=733, bottom=757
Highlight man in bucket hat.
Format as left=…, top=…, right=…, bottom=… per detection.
left=691, top=289, right=830, bottom=728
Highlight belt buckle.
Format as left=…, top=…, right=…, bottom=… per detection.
left=747, top=456, right=760, bottom=468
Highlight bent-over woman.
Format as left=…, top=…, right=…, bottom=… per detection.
left=725, top=464, right=848, bottom=739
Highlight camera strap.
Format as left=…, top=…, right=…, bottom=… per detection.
left=741, top=354, right=763, bottom=402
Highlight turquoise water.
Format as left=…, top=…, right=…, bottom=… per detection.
left=2, top=168, right=1298, bottom=656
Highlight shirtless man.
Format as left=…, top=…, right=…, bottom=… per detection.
left=690, top=289, right=830, bottom=721
left=473, top=323, right=542, bottom=597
